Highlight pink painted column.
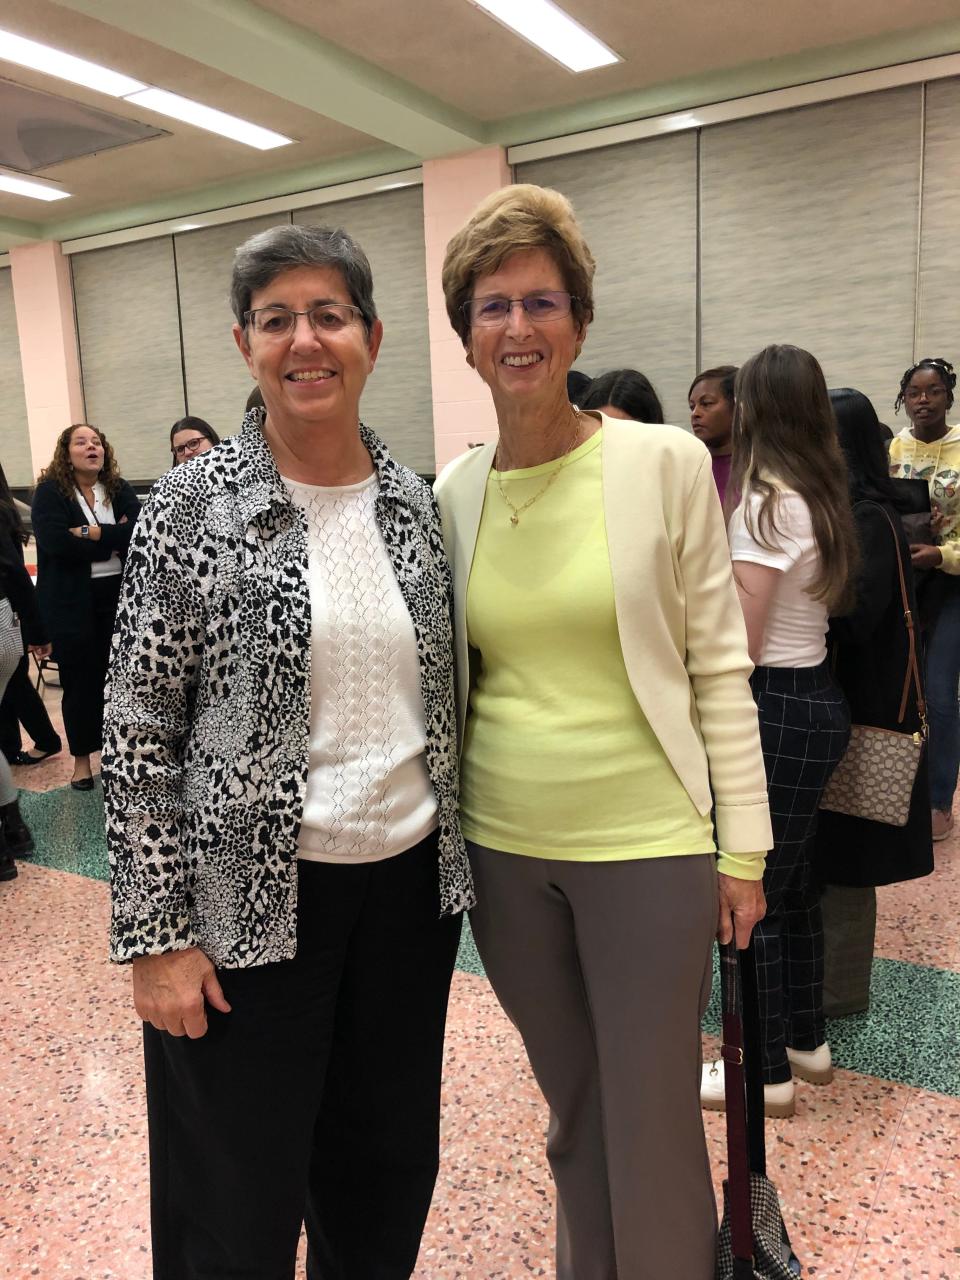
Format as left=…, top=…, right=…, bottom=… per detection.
left=422, top=147, right=512, bottom=471
left=9, top=241, right=84, bottom=475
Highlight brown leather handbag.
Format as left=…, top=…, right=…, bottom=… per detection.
left=819, top=503, right=927, bottom=828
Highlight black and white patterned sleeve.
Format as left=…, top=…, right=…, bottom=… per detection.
left=102, top=483, right=206, bottom=963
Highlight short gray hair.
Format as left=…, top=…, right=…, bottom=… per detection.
left=230, top=223, right=377, bottom=330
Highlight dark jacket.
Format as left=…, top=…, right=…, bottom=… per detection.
left=31, top=478, right=140, bottom=651
left=812, top=499, right=934, bottom=888
left=103, top=411, right=473, bottom=967
left=0, top=512, right=46, bottom=648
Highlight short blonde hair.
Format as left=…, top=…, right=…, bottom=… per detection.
left=442, top=184, right=595, bottom=343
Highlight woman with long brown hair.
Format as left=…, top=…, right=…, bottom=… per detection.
left=31, top=424, right=140, bottom=789
left=701, top=343, right=857, bottom=1118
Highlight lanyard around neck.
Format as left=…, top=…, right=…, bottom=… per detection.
left=75, top=486, right=101, bottom=526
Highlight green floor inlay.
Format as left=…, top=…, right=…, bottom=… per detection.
left=21, top=785, right=109, bottom=881
left=699, top=948, right=960, bottom=1099
left=20, top=787, right=960, bottom=1097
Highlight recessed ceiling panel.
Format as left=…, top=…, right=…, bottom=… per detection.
left=0, top=77, right=165, bottom=172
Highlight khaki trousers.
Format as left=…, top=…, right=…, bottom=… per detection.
left=468, top=844, right=718, bottom=1280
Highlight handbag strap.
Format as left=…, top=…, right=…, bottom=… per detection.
left=856, top=501, right=926, bottom=731
left=720, top=940, right=758, bottom=1268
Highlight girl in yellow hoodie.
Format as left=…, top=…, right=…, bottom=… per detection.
left=890, top=356, right=960, bottom=839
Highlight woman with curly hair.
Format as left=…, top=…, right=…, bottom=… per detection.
left=32, top=424, right=140, bottom=789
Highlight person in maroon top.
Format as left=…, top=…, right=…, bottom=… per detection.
left=689, top=365, right=737, bottom=506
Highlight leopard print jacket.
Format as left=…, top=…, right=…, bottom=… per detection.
left=104, top=410, right=474, bottom=966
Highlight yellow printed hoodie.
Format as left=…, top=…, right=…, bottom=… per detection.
left=890, top=424, right=960, bottom=574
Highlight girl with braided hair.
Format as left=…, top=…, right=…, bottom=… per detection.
left=890, top=356, right=960, bottom=839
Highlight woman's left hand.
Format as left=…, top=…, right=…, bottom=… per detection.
left=717, top=873, right=766, bottom=949
left=28, top=643, right=51, bottom=658
left=68, top=525, right=102, bottom=541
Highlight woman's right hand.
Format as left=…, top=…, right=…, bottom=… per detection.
left=716, top=873, right=766, bottom=949
left=132, top=947, right=232, bottom=1038
left=28, top=643, right=51, bottom=658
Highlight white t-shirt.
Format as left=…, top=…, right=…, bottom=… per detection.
left=75, top=483, right=122, bottom=579
left=728, top=488, right=828, bottom=668
left=283, top=472, right=438, bottom=863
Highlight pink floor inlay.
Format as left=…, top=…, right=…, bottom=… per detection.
left=2, top=863, right=959, bottom=1278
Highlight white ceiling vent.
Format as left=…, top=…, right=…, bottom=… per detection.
left=0, top=77, right=166, bottom=172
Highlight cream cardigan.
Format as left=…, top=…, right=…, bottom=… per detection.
left=434, top=414, right=773, bottom=863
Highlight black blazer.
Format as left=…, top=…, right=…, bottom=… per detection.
left=812, top=499, right=933, bottom=888
left=0, top=513, right=46, bottom=647
left=31, top=478, right=141, bottom=650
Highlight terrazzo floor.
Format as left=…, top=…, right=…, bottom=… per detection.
left=1, top=685, right=959, bottom=1278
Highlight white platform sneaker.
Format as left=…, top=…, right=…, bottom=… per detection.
left=700, top=1059, right=796, bottom=1119
left=786, top=1042, right=834, bottom=1084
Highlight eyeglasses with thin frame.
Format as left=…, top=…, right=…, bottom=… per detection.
left=904, top=385, right=948, bottom=401
left=245, top=303, right=364, bottom=339
left=173, top=436, right=209, bottom=458
left=463, top=291, right=578, bottom=328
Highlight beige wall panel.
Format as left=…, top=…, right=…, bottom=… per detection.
left=917, top=78, right=960, bottom=378
left=73, top=239, right=185, bottom=481
left=295, top=186, right=434, bottom=473
left=176, top=214, right=288, bottom=441
left=701, top=87, right=921, bottom=423
left=519, top=133, right=698, bottom=426
left=0, top=268, right=32, bottom=487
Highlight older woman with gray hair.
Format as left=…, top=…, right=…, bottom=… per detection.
left=103, top=223, right=473, bottom=1279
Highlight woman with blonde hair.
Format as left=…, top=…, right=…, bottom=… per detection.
left=31, top=424, right=139, bottom=789
left=701, top=345, right=856, bottom=1118
left=436, top=183, right=772, bottom=1279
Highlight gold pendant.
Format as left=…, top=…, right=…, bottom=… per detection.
left=510, top=513, right=519, bottom=526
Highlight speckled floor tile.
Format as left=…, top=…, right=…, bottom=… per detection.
left=439, top=970, right=531, bottom=1143
left=3, top=836, right=959, bottom=1277
left=852, top=1090, right=960, bottom=1279
left=703, top=1070, right=911, bottom=1278
left=876, top=853, right=960, bottom=974
left=0, top=864, right=150, bottom=1280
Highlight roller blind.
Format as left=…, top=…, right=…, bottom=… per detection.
left=518, top=133, right=698, bottom=426
left=701, top=86, right=922, bottom=421
left=917, top=78, right=960, bottom=374
left=294, top=185, right=434, bottom=473
left=72, top=237, right=185, bottom=481
left=175, top=213, right=289, bottom=440
left=0, top=268, right=32, bottom=487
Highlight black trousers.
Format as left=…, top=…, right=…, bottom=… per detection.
left=143, top=832, right=462, bottom=1280
left=749, top=662, right=850, bottom=1083
left=0, top=653, right=62, bottom=757
left=56, top=574, right=122, bottom=757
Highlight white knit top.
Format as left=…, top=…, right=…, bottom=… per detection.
left=283, top=472, right=437, bottom=862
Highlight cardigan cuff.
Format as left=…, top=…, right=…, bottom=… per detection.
left=714, top=798, right=773, bottom=861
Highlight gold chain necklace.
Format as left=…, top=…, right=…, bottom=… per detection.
left=494, top=411, right=583, bottom=527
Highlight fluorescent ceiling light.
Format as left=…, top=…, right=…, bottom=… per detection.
left=0, top=171, right=70, bottom=200
left=0, top=27, right=146, bottom=96
left=469, top=0, right=620, bottom=73
left=0, top=27, right=295, bottom=150
left=125, top=88, right=293, bottom=150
